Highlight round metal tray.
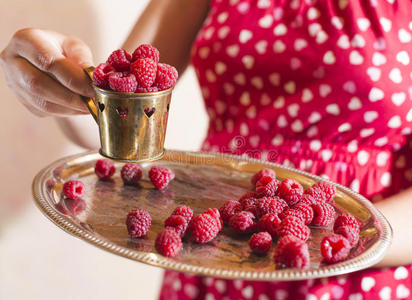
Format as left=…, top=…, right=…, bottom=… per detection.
left=32, top=150, right=392, bottom=281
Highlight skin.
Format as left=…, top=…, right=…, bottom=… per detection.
left=0, top=0, right=408, bottom=268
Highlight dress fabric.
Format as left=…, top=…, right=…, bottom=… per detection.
left=159, top=0, right=412, bottom=299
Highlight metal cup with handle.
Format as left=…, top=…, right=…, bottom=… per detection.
left=82, top=66, right=173, bottom=162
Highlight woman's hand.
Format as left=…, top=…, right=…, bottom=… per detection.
left=0, top=28, right=94, bottom=117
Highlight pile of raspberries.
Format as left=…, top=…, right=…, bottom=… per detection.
left=126, top=168, right=361, bottom=268
left=92, top=44, right=178, bottom=93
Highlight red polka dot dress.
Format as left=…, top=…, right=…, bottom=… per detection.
left=159, top=0, right=412, bottom=299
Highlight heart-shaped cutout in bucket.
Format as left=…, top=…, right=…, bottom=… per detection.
left=116, top=107, right=128, bottom=119
left=144, top=107, right=156, bottom=118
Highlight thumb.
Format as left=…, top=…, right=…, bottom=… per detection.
left=62, top=36, right=95, bottom=97
left=62, top=36, right=94, bottom=68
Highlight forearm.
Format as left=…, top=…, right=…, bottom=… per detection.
left=122, top=0, right=210, bottom=74
left=57, top=0, right=210, bottom=149
left=374, top=187, right=412, bottom=267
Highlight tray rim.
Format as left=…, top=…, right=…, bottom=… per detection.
left=32, top=149, right=392, bottom=281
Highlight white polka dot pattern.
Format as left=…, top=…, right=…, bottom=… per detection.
left=169, top=2, right=412, bottom=300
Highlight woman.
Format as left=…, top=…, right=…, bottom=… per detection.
left=1, top=0, right=412, bottom=299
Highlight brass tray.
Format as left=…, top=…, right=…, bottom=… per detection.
left=32, top=150, right=392, bottom=281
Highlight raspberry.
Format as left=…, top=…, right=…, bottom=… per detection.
left=278, top=216, right=310, bottom=241
left=229, top=211, right=256, bottom=234
left=126, top=209, right=152, bottom=238
left=313, top=181, right=336, bottom=203
left=148, top=166, right=175, bottom=190
left=256, top=176, right=280, bottom=197
left=333, top=213, right=360, bottom=233
left=204, top=208, right=223, bottom=231
left=191, top=213, right=220, bottom=243
left=256, top=196, right=288, bottom=218
left=95, top=159, right=116, bottom=180
left=239, top=191, right=259, bottom=202
left=244, top=205, right=259, bottom=218
left=304, top=186, right=326, bottom=203
left=108, top=72, right=138, bottom=93
left=249, top=232, right=272, bottom=254
left=172, top=205, right=193, bottom=223
left=155, top=228, right=182, bottom=257
left=312, top=202, right=335, bottom=226
left=257, top=213, right=281, bottom=236
left=292, top=202, right=314, bottom=225
left=274, top=235, right=310, bottom=269
left=107, top=49, right=131, bottom=71
left=335, top=225, right=359, bottom=247
left=155, top=63, right=178, bottom=90
left=136, top=86, right=159, bottom=93
left=164, top=215, right=188, bottom=237
left=279, top=209, right=305, bottom=223
left=121, top=163, right=142, bottom=185
left=93, top=63, right=115, bottom=89
left=63, top=180, right=85, bottom=200
left=251, top=168, right=276, bottom=186
left=132, top=44, right=160, bottom=64
left=219, top=200, right=242, bottom=223
left=300, top=194, right=318, bottom=205
left=130, top=58, right=157, bottom=87
left=278, top=179, right=303, bottom=206
left=321, top=234, right=351, bottom=263
left=239, top=196, right=258, bottom=209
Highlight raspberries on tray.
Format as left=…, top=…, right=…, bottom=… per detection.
left=312, top=202, right=335, bottom=226
left=121, top=163, right=143, bottom=186
left=321, top=234, right=351, bottom=263
left=251, top=168, right=276, bottom=186
left=256, top=176, right=280, bottom=197
left=118, top=167, right=361, bottom=268
left=149, top=166, right=175, bottom=190
left=93, top=45, right=178, bottom=93
left=95, top=159, right=116, bottom=180
left=63, top=180, right=85, bottom=200
left=274, top=235, right=310, bottom=269
left=126, top=209, right=152, bottom=238
left=256, top=196, right=287, bottom=218
left=277, top=216, right=311, bottom=242
left=249, top=232, right=272, bottom=254
left=172, top=205, right=194, bottom=223
left=192, top=213, right=220, bottom=243
left=164, top=215, right=189, bottom=237
left=155, top=228, right=182, bottom=257
left=219, top=200, right=242, bottom=223
left=278, top=179, right=303, bottom=206
left=229, top=211, right=256, bottom=234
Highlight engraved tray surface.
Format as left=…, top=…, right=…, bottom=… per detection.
left=32, top=150, right=392, bottom=281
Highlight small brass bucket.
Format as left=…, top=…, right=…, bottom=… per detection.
left=82, top=67, right=172, bottom=162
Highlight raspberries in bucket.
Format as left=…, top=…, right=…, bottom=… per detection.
left=93, top=45, right=178, bottom=93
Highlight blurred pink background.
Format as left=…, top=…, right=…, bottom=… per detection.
left=0, top=1, right=207, bottom=299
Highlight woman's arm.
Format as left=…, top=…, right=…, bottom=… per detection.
left=57, top=0, right=210, bottom=149
left=374, top=187, right=412, bottom=267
